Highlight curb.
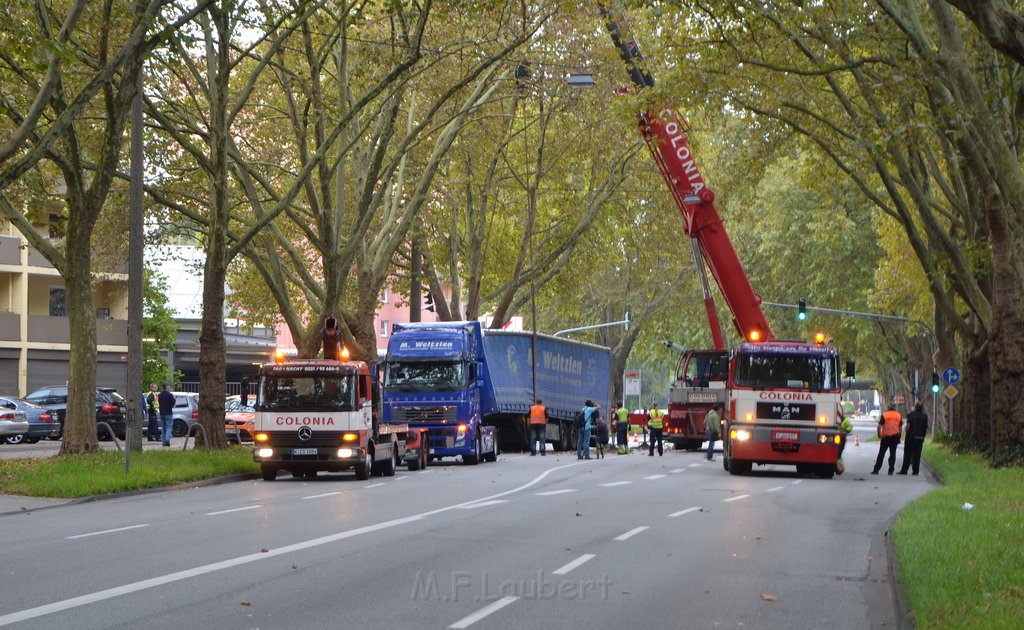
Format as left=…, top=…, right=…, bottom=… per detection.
left=0, top=472, right=260, bottom=517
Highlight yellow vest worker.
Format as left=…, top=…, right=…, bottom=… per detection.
left=879, top=409, right=902, bottom=437
left=528, top=399, right=547, bottom=456
left=648, top=407, right=664, bottom=430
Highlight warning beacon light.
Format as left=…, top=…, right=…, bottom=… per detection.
left=274, top=348, right=287, bottom=363
left=931, top=372, right=941, bottom=393
left=814, top=332, right=827, bottom=345
left=797, top=298, right=807, bottom=321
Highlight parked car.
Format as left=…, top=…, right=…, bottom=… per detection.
left=168, top=392, right=200, bottom=437
left=0, top=407, right=29, bottom=438
left=23, top=386, right=128, bottom=440
left=224, top=395, right=255, bottom=444
left=0, top=397, right=60, bottom=444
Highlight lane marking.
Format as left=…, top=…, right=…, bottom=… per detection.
left=614, top=526, right=649, bottom=541
left=394, top=476, right=409, bottom=481
left=206, top=505, right=262, bottom=516
left=723, top=494, right=750, bottom=503
left=456, top=500, right=507, bottom=509
left=670, top=468, right=685, bottom=473
left=553, top=554, right=595, bottom=575
left=449, top=596, right=519, bottom=629
left=535, top=489, right=577, bottom=496
left=66, top=524, right=149, bottom=540
left=600, top=481, right=632, bottom=487
left=669, top=507, right=701, bottom=518
left=364, top=483, right=386, bottom=489
left=765, top=486, right=784, bottom=493
left=644, top=474, right=666, bottom=480
left=792, top=480, right=803, bottom=485
left=687, top=463, right=702, bottom=468
left=0, top=462, right=583, bottom=627
left=301, top=491, right=342, bottom=500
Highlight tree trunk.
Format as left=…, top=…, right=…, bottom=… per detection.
left=985, top=219, right=1024, bottom=463
left=59, top=222, right=100, bottom=454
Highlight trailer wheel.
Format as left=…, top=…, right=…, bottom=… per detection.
left=261, top=464, right=278, bottom=481
left=355, top=451, right=372, bottom=480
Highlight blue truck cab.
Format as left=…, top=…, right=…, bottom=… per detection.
left=382, top=321, right=610, bottom=456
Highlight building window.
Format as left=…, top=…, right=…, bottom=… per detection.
left=380, top=320, right=389, bottom=337
left=380, top=287, right=389, bottom=304
left=49, top=287, right=67, bottom=317
left=96, top=307, right=111, bottom=319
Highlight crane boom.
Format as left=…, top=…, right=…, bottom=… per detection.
left=602, top=6, right=773, bottom=347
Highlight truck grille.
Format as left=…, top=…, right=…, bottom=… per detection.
left=392, top=407, right=458, bottom=423
left=266, top=431, right=342, bottom=448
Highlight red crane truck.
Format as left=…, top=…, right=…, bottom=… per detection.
left=252, top=317, right=427, bottom=481
left=603, top=5, right=852, bottom=477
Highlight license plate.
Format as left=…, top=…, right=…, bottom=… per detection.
left=292, top=448, right=318, bottom=456
left=772, top=431, right=799, bottom=441
left=226, top=428, right=239, bottom=435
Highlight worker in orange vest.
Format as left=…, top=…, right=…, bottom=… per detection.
left=529, top=399, right=548, bottom=456
left=871, top=403, right=903, bottom=475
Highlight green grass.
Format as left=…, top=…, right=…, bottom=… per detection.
left=893, top=443, right=1024, bottom=629
left=0, top=447, right=259, bottom=498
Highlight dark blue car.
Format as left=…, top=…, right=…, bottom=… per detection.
left=0, top=396, right=61, bottom=444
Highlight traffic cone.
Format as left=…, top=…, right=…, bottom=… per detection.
left=854, top=434, right=860, bottom=447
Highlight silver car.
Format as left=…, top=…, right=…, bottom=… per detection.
left=0, top=408, right=29, bottom=438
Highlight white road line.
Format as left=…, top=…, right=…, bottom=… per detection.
left=205, top=505, right=262, bottom=516
left=687, top=463, right=702, bottom=467
left=364, top=483, right=386, bottom=489
left=723, top=494, right=751, bottom=503
left=553, top=554, right=596, bottom=576
left=792, top=479, right=803, bottom=485
left=301, top=491, right=342, bottom=500
left=394, top=476, right=409, bottom=481
left=644, top=474, right=666, bottom=480
left=670, top=468, right=685, bottom=473
left=456, top=500, right=508, bottom=509
left=614, top=526, right=649, bottom=541
left=535, top=489, right=577, bottom=496
left=66, top=524, right=149, bottom=540
left=0, top=461, right=584, bottom=627
left=449, top=596, right=519, bottom=629
left=600, top=481, right=632, bottom=487
left=669, top=507, right=702, bottom=518
left=766, top=486, right=785, bottom=493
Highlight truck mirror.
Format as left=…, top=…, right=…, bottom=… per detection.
left=845, top=360, right=856, bottom=379
left=240, top=377, right=250, bottom=407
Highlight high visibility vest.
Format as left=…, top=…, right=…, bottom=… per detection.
left=648, top=408, right=664, bottom=430
left=880, top=410, right=902, bottom=437
left=529, top=404, right=547, bottom=425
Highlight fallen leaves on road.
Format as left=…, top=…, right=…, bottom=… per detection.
left=760, top=593, right=778, bottom=601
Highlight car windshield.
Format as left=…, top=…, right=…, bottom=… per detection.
left=24, top=391, right=50, bottom=404
left=225, top=397, right=254, bottom=413
left=259, top=374, right=357, bottom=410
left=384, top=361, right=467, bottom=392
left=732, top=352, right=839, bottom=391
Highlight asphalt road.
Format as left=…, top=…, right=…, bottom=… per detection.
left=0, top=428, right=933, bottom=629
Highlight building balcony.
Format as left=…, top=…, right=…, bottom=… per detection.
left=27, top=315, right=128, bottom=346
left=0, top=312, right=19, bottom=341
left=0, top=235, right=20, bottom=266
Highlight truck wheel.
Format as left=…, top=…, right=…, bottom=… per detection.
left=382, top=445, right=397, bottom=477
left=483, top=431, right=498, bottom=462
left=408, top=453, right=421, bottom=472
left=261, top=464, right=278, bottom=481
left=728, top=459, right=752, bottom=475
left=464, top=436, right=481, bottom=465
left=816, top=464, right=835, bottom=479
left=355, top=451, right=372, bottom=480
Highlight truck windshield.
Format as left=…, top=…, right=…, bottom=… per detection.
left=259, top=375, right=357, bottom=410
left=732, top=353, right=838, bottom=391
left=385, top=361, right=467, bottom=392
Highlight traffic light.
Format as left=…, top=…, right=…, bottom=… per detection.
left=423, top=286, right=435, bottom=312
left=931, top=372, right=940, bottom=393
left=797, top=298, right=807, bottom=321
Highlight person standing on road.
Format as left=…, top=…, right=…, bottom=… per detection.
left=594, top=407, right=608, bottom=459
left=872, top=403, right=903, bottom=475
left=577, top=400, right=599, bottom=460
left=648, top=403, right=664, bottom=456
left=528, top=399, right=548, bottom=456
left=146, top=383, right=159, bottom=442
left=614, top=403, right=629, bottom=454
left=704, top=403, right=722, bottom=461
left=898, top=401, right=928, bottom=475
left=157, top=383, right=175, bottom=447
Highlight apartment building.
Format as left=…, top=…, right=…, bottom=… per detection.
left=0, top=220, right=129, bottom=396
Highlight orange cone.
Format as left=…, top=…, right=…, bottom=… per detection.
left=854, top=434, right=860, bottom=447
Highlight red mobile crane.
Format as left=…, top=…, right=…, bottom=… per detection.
left=602, top=6, right=848, bottom=476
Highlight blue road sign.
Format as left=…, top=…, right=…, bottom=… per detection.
left=942, top=367, right=961, bottom=385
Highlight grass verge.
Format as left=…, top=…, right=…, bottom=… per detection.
left=893, top=443, right=1024, bottom=629
left=0, top=447, right=259, bottom=498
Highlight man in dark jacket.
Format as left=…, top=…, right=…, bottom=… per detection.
left=898, top=401, right=929, bottom=475
left=157, top=383, right=176, bottom=447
